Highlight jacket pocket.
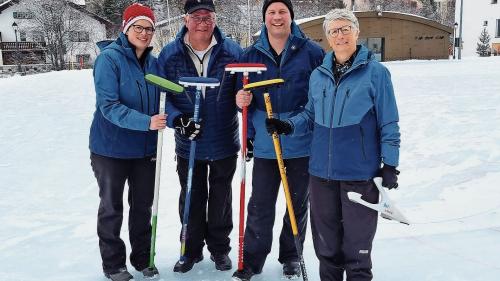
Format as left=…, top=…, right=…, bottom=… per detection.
left=359, top=125, right=367, bottom=160
left=338, top=89, right=350, bottom=126
left=322, top=88, right=326, bottom=124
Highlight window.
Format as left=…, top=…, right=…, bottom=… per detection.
left=32, top=31, right=45, bottom=42
left=76, top=54, right=90, bottom=63
left=70, top=31, right=89, bottom=42
left=20, top=31, right=27, bottom=42
left=358, top=37, right=384, bottom=61
left=484, top=21, right=488, bottom=26
left=497, top=19, right=500, bottom=37
left=13, top=11, right=34, bottom=19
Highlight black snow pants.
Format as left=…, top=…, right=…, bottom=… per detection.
left=309, top=175, right=379, bottom=281
left=91, top=153, right=156, bottom=275
left=176, top=154, right=237, bottom=258
left=243, top=157, right=310, bottom=273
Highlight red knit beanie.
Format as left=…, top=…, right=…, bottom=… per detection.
left=122, top=3, right=156, bottom=32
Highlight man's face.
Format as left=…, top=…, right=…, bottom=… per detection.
left=264, top=2, right=292, bottom=40
left=185, top=9, right=216, bottom=44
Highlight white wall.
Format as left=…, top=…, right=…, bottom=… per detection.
left=0, top=4, right=24, bottom=42
left=0, top=0, right=107, bottom=65
left=455, top=0, right=500, bottom=57
left=66, top=17, right=107, bottom=64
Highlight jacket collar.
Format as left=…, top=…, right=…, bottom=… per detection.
left=97, top=32, right=153, bottom=62
left=318, top=45, right=372, bottom=79
left=254, top=21, right=308, bottom=64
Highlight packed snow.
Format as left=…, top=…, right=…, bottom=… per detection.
left=1, top=56, right=500, bottom=281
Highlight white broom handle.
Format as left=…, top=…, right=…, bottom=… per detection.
left=152, top=92, right=166, bottom=215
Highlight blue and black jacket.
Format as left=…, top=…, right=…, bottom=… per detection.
left=241, top=22, right=324, bottom=159
left=289, top=45, right=400, bottom=180
left=89, top=32, right=160, bottom=158
left=158, top=26, right=243, bottom=161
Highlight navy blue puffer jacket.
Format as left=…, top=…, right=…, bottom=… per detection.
left=240, top=23, right=324, bottom=159
left=158, top=26, right=243, bottom=161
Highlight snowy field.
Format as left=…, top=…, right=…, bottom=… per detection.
left=1, top=56, right=500, bottom=281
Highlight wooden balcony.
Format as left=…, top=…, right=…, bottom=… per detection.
left=0, top=41, right=47, bottom=51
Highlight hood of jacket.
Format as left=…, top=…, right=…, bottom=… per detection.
left=96, top=33, right=153, bottom=62
left=254, top=21, right=308, bottom=59
left=318, top=45, right=374, bottom=79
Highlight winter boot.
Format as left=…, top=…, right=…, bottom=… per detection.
left=283, top=261, right=301, bottom=279
left=173, top=255, right=203, bottom=273
left=232, top=267, right=255, bottom=281
left=105, top=268, right=134, bottom=281
left=210, top=253, right=232, bottom=271
left=141, top=265, right=159, bottom=279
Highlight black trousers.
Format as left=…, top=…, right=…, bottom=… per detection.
left=243, top=157, right=310, bottom=273
left=309, top=175, right=379, bottom=281
left=91, top=153, right=156, bottom=275
left=176, top=154, right=237, bottom=258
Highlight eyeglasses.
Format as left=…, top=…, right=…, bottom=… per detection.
left=326, top=25, right=353, bottom=38
left=131, top=24, right=155, bottom=35
left=189, top=15, right=215, bottom=25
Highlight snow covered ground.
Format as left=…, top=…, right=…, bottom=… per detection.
left=1, top=56, right=500, bottom=281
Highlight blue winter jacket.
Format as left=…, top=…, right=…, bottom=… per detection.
left=289, top=46, right=400, bottom=180
left=241, top=23, right=324, bottom=159
left=89, top=33, right=160, bottom=158
left=158, top=26, right=243, bottom=161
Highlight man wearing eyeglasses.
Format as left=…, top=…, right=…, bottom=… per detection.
left=157, top=0, right=242, bottom=274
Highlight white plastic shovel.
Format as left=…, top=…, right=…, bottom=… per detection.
left=347, top=177, right=410, bottom=225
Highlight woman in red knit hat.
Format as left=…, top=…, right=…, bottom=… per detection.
left=89, top=3, right=162, bottom=281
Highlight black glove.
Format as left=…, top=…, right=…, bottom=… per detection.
left=245, top=138, right=254, bottom=162
left=265, top=118, right=292, bottom=135
left=379, top=164, right=400, bottom=189
left=174, top=114, right=202, bottom=141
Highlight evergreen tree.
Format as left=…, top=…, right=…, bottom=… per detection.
left=86, top=0, right=133, bottom=24
left=86, top=0, right=134, bottom=36
left=476, top=28, right=491, bottom=57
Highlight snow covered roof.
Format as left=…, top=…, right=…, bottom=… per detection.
left=0, top=0, right=112, bottom=25
left=294, top=15, right=324, bottom=25
left=0, top=0, right=15, bottom=11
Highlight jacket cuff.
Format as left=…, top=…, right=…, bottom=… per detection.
left=381, top=144, right=399, bottom=167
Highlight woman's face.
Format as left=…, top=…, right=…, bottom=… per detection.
left=326, top=19, right=359, bottom=58
left=126, top=19, right=154, bottom=51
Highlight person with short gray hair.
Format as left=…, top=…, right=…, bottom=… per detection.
left=268, top=8, right=401, bottom=281
left=322, top=9, right=359, bottom=34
